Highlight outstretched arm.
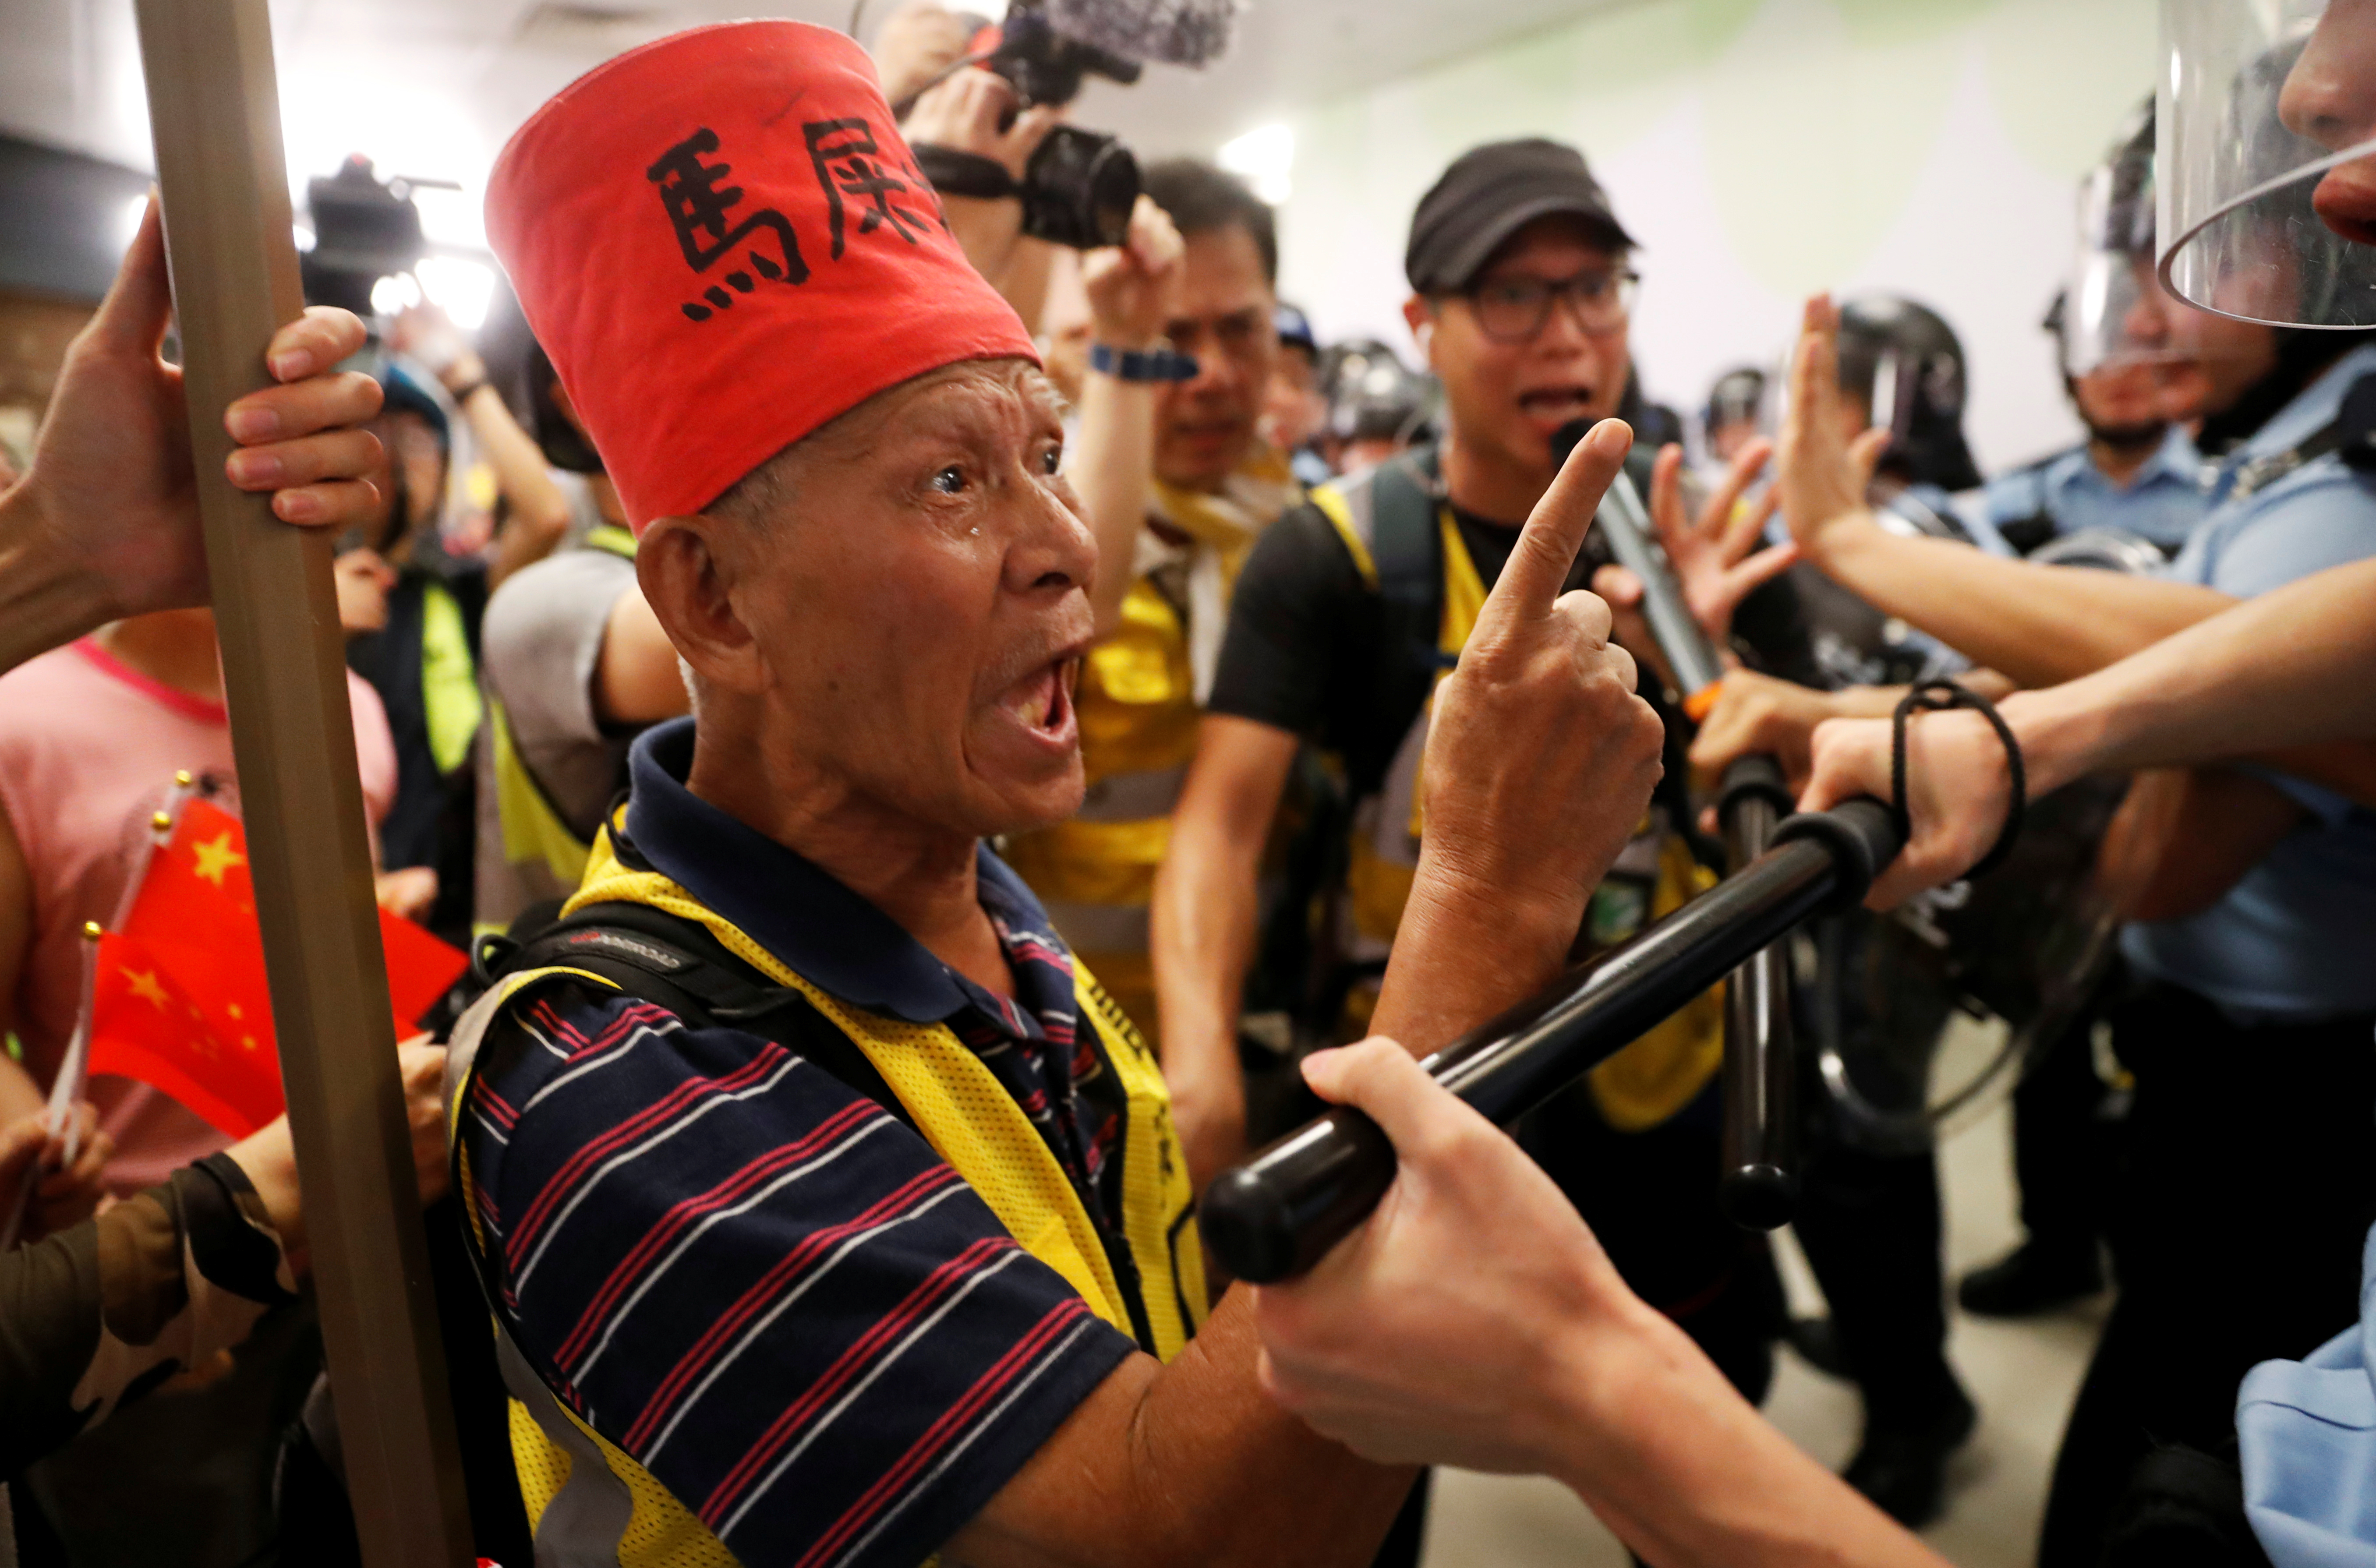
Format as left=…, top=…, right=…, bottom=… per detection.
left=0, top=197, right=384, bottom=675
left=1250, top=1040, right=1950, bottom=1568
left=1775, top=296, right=2231, bottom=689
left=1073, top=196, right=1185, bottom=638
left=1801, top=552, right=2376, bottom=904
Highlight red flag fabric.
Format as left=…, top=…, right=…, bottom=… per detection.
left=85, top=797, right=469, bottom=1137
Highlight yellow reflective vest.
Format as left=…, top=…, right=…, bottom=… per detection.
left=1003, top=453, right=1298, bottom=1033
left=446, top=817, right=1206, bottom=1566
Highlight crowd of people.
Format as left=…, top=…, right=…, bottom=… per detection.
left=2, top=1, right=2376, bottom=1565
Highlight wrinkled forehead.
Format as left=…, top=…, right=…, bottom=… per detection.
left=820, top=357, right=1065, bottom=448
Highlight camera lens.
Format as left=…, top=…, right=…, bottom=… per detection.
left=1080, top=140, right=1139, bottom=249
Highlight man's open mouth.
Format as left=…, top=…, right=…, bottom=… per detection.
left=999, top=654, right=1081, bottom=740
left=1517, top=385, right=1597, bottom=425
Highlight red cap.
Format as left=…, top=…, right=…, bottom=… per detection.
left=485, top=20, right=1039, bottom=532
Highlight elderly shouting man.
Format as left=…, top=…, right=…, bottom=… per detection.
left=446, top=20, right=1665, bottom=1568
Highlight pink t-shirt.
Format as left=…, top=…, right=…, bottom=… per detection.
left=0, top=639, right=397, bottom=1191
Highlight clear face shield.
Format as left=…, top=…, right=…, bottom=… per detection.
left=2160, top=0, right=2376, bottom=327
left=2063, top=149, right=2181, bottom=374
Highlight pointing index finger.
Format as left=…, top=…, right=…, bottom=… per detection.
left=1473, top=417, right=1632, bottom=638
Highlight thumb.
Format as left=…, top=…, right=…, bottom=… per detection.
left=88, top=191, right=173, bottom=356
left=1301, top=1037, right=1479, bottom=1159
left=0, top=1113, right=45, bottom=1186
left=1591, top=563, right=1644, bottom=607
left=1848, top=427, right=1892, bottom=490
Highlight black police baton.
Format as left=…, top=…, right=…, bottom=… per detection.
left=1199, top=795, right=1903, bottom=1284
left=1582, top=432, right=1800, bottom=1229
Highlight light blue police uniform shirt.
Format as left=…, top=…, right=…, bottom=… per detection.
left=2120, top=343, right=2376, bottom=1020
left=2239, top=1224, right=2376, bottom=1567
left=1973, top=424, right=2212, bottom=554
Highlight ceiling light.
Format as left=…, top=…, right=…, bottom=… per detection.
left=416, top=257, right=496, bottom=331
left=1218, top=123, right=1294, bottom=206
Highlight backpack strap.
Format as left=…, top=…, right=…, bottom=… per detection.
left=1368, top=449, right=1447, bottom=669
left=1356, top=450, right=1451, bottom=800
left=2227, top=372, right=2376, bottom=501
left=498, top=900, right=918, bottom=1134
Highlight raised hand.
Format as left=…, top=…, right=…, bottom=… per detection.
left=901, top=66, right=1061, bottom=183
left=7, top=195, right=383, bottom=651
left=1420, top=417, right=1667, bottom=925
left=870, top=0, right=974, bottom=110
left=1593, top=440, right=1796, bottom=657
left=1775, top=295, right=1891, bottom=562
left=1082, top=196, right=1185, bottom=352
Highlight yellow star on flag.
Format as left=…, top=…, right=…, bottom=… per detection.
left=124, top=968, right=171, bottom=1009
left=191, top=831, right=246, bottom=888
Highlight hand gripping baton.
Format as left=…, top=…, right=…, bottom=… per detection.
left=1199, top=795, right=1905, bottom=1284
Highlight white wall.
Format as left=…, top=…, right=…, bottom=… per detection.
left=1270, top=0, right=2161, bottom=473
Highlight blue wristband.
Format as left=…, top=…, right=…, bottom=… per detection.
left=1089, top=342, right=1199, bottom=383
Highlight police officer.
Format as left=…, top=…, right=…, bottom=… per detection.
left=1703, top=365, right=1768, bottom=465
left=1152, top=137, right=1786, bottom=1398
left=1976, top=109, right=2210, bottom=564
left=1953, top=109, right=2217, bottom=1325
left=1980, top=297, right=2209, bottom=559
left=1719, top=248, right=2376, bottom=1561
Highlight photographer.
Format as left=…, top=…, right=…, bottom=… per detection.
left=1004, top=161, right=1298, bottom=1067
left=898, top=61, right=1064, bottom=321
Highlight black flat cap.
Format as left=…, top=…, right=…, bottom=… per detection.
left=1405, top=138, right=1636, bottom=295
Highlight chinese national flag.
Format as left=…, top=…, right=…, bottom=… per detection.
left=86, top=798, right=468, bottom=1137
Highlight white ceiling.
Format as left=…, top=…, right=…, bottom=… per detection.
left=2, top=0, right=1639, bottom=254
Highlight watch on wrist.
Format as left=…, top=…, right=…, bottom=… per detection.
left=1089, top=342, right=1199, bottom=384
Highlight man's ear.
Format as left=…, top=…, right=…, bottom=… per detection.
left=636, top=514, right=766, bottom=696
left=1402, top=295, right=1436, bottom=367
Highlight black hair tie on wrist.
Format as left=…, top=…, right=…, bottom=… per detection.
left=1890, top=678, right=2026, bottom=881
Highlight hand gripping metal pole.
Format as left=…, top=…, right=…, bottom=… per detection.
left=1200, top=798, right=1904, bottom=1284
left=131, top=4, right=473, bottom=1562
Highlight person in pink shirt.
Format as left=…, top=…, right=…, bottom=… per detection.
left=0, top=605, right=398, bottom=1194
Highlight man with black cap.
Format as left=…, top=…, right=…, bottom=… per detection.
left=1152, top=138, right=1786, bottom=1398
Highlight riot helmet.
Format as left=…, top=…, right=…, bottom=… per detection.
left=1703, top=366, right=1768, bottom=459
left=1832, top=294, right=1984, bottom=492
left=2160, top=0, right=2376, bottom=327
left=2061, top=99, right=2178, bottom=375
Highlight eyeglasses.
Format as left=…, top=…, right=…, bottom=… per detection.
left=1462, top=270, right=1640, bottom=342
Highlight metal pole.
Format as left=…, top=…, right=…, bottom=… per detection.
left=130, top=4, right=472, bottom=1562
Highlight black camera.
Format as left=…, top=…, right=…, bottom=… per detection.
left=906, top=1, right=1143, bottom=251
left=299, top=157, right=426, bottom=315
